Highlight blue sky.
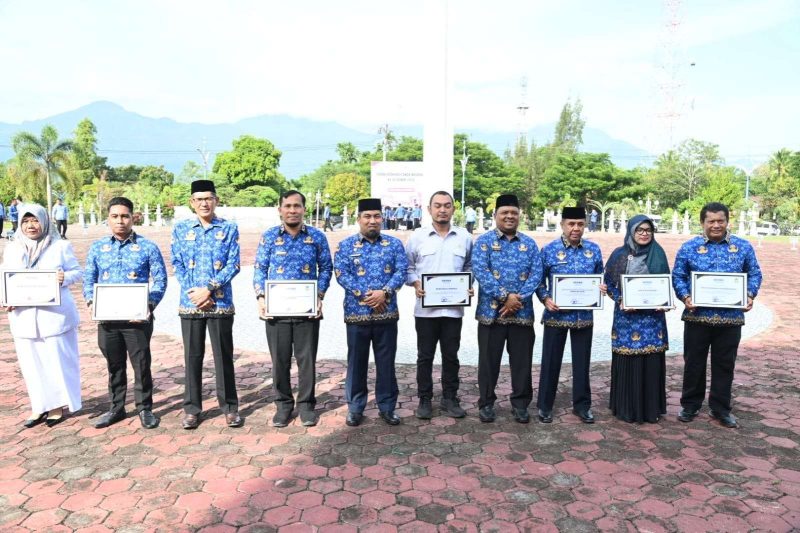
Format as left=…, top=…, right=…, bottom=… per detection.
left=0, top=0, right=797, bottom=163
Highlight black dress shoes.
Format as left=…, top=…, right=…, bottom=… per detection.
left=379, top=411, right=401, bottom=426
left=138, top=409, right=160, bottom=429
left=226, top=412, right=244, bottom=428
left=711, top=411, right=739, bottom=428
left=23, top=413, right=47, bottom=429
left=299, top=409, right=318, bottom=427
left=538, top=409, right=553, bottom=424
left=573, top=408, right=595, bottom=424
left=182, top=413, right=200, bottom=430
left=415, top=399, right=433, bottom=420
left=478, top=405, right=496, bottom=423
left=512, top=408, right=530, bottom=424
left=272, top=410, right=292, bottom=428
left=94, top=409, right=126, bottom=429
left=345, top=412, right=363, bottom=427
left=677, top=408, right=699, bottom=423
left=440, top=398, right=467, bottom=418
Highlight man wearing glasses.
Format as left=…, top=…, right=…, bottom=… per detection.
left=171, top=180, right=242, bottom=429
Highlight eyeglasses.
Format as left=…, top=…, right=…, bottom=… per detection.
left=191, top=196, right=216, bottom=204
left=635, top=228, right=653, bottom=235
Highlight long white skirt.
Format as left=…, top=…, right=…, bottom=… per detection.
left=14, top=328, right=82, bottom=414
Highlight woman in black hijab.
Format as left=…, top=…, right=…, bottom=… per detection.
left=604, top=215, right=670, bottom=423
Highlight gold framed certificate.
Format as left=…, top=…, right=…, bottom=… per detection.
left=621, top=274, right=674, bottom=310
left=265, top=280, right=318, bottom=317
left=421, top=272, right=472, bottom=308
left=551, top=274, right=604, bottom=310
left=691, top=272, right=748, bottom=309
left=1, top=270, right=61, bottom=307
left=92, top=284, right=150, bottom=321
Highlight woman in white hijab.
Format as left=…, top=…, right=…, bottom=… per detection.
left=2, top=203, right=82, bottom=427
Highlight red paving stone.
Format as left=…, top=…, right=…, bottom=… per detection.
left=0, top=227, right=799, bottom=530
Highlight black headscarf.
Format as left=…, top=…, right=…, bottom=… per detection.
left=605, top=214, right=669, bottom=286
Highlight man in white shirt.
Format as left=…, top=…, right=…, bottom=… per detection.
left=406, top=191, right=474, bottom=419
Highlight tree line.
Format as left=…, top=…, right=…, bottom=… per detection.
left=1, top=102, right=798, bottom=228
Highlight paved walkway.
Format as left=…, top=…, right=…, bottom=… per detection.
left=0, top=227, right=798, bottom=532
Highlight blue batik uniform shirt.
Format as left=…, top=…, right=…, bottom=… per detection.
left=334, top=232, right=408, bottom=324
left=536, top=236, right=604, bottom=328
left=83, top=232, right=168, bottom=308
left=473, top=229, right=544, bottom=327
left=672, top=233, right=762, bottom=326
left=171, top=216, right=240, bottom=317
left=253, top=224, right=333, bottom=298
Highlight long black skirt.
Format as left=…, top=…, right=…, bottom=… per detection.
left=609, top=351, right=666, bottom=423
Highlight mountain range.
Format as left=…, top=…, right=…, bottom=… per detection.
left=0, top=101, right=652, bottom=180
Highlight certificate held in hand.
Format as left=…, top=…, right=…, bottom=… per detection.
left=551, top=274, right=604, bottom=310
left=265, top=280, right=318, bottom=317
left=421, top=272, right=472, bottom=308
left=621, top=274, right=674, bottom=310
left=92, top=283, right=150, bottom=321
left=1, top=270, right=61, bottom=307
left=691, top=272, right=748, bottom=309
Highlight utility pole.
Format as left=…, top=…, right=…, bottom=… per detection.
left=197, top=138, right=210, bottom=179
left=459, top=139, right=469, bottom=212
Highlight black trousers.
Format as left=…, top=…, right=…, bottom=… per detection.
left=181, top=316, right=238, bottom=415
left=477, top=323, right=535, bottom=409
left=0, top=218, right=4, bottom=236
left=681, top=322, right=742, bottom=415
left=537, top=325, right=593, bottom=412
left=265, top=318, right=320, bottom=412
left=98, top=321, right=154, bottom=412
left=415, top=316, right=462, bottom=400
left=466, top=222, right=474, bottom=234
left=345, top=322, right=398, bottom=413
left=56, top=219, right=67, bottom=238
left=324, top=217, right=333, bottom=231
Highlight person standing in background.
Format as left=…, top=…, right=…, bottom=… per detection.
left=9, top=199, right=19, bottom=236
left=52, top=198, right=69, bottom=239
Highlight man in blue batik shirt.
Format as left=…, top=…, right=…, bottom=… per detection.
left=334, top=198, right=408, bottom=427
left=171, top=179, right=242, bottom=430
left=536, top=206, right=606, bottom=425
left=672, top=202, right=762, bottom=429
left=84, top=197, right=167, bottom=429
left=254, top=190, right=333, bottom=428
left=473, top=194, right=543, bottom=424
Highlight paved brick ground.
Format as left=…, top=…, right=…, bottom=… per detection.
left=0, top=226, right=798, bottom=532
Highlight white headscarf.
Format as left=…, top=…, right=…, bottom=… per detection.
left=14, top=203, right=60, bottom=268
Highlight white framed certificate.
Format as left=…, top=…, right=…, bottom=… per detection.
left=421, top=272, right=472, bottom=308
left=1, top=270, right=61, bottom=307
left=265, top=280, right=318, bottom=317
left=691, top=272, right=748, bottom=309
left=551, top=274, right=604, bottom=310
left=621, top=274, right=674, bottom=310
left=92, top=284, right=150, bottom=321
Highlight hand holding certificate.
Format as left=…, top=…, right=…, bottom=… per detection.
left=551, top=274, right=604, bottom=310
left=1, top=270, right=61, bottom=307
left=92, top=284, right=150, bottom=321
left=421, top=273, right=472, bottom=308
left=264, top=280, right=318, bottom=317
left=621, top=274, right=674, bottom=310
left=691, top=272, right=748, bottom=309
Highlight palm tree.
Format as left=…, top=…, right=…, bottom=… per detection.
left=12, top=125, right=74, bottom=212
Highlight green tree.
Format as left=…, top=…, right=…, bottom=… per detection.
left=455, top=134, right=526, bottom=211
left=107, top=164, right=144, bottom=183
left=11, top=125, right=74, bottom=211
left=230, top=186, right=280, bottom=207
left=324, top=173, right=369, bottom=214
left=70, top=119, right=107, bottom=184
left=176, top=161, right=205, bottom=184
left=213, top=135, right=286, bottom=191
left=537, top=152, right=643, bottom=208
left=552, top=98, right=585, bottom=153
left=684, top=167, right=744, bottom=214
left=138, top=165, right=175, bottom=189
left=648, top=139, right=722, bottom=208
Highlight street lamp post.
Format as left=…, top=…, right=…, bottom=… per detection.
left=315, top=190, right=321, bottom=228
left=459, top=140, right=469, bottom=213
